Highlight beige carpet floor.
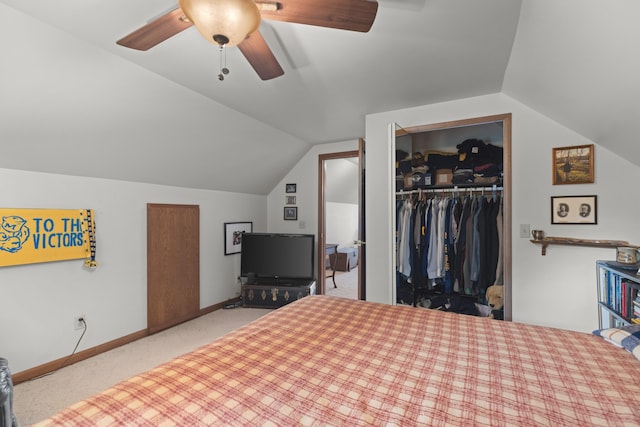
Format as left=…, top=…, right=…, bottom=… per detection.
left=325, top=267, right=358, bottom=299
left=13, top=306, right=271, bottom=425
left=13, top=269, right=358, bottom=425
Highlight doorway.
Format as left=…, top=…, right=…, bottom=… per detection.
left=317, top=140, right=365, bottom=299
left=391, top=114, right=512, bottom=320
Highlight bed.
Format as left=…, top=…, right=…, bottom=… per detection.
left=36, top=295, right=640, bottom=426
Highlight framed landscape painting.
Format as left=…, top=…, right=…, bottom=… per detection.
left=552, top=144, right=594, bottom=185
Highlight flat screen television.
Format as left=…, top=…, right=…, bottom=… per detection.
left=240, top=233, right=315, bottom=282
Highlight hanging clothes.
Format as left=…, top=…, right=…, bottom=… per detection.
left=397, top=198, right=413, bottom=278
left=412, top=200, right=427, bottom=289
left=494, top=196, right=504, bottom=286
left=396, top=190, right=503, bottom=305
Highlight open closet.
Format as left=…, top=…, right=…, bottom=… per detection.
left=393, top=114, right=512, bottom=320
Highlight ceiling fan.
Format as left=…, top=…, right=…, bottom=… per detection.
left=117, top=0, right=379, bottom=81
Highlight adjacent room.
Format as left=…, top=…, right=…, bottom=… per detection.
left=324, top=155, right=360, bottom=300
left=2, top=0, right=640, bottom=424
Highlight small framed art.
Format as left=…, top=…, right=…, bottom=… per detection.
left=552, top=144, right=594, bottom=185
left=286, top=195, right=296, bottom=205
left=551, top=195, right=597, bottom=224
left=284, top=207, right=298, bottom=220
left=224, top=221, right=253, bottom=255
left=285, top=183, right=297, bottom=193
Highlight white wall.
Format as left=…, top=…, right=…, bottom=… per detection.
left=325, top=158, right=359, bottom=250
left=326, top=202, right=358, bottom=249
left=325, top=158, right=359, bottom=205
left=365, top=93, right=640, bottom=333
left=266, top=140, right=359, bottom=271
left=1, top=168, right=266, bottom=374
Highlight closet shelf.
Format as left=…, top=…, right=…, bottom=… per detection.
left=396, top=185, right=503, bottom=196
left=530, top=236, right=630, bottom=256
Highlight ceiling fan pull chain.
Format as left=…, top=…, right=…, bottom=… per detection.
left=222, top=45, right=229, bottom=76
left=218, top=45, right=230, bottom=81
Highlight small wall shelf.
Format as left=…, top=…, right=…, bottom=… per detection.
left=530, top=236, right=631, bottom=256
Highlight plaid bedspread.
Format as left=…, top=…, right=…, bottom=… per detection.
left=36, top=295, right=640, bottom=426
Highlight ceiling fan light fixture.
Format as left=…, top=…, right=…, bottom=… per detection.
left=178, top=0, right=261, bottom=47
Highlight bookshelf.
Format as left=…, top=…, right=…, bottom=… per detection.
left=596, top=260, right=640, bottom=328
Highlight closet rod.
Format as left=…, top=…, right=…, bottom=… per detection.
left=396, top=185, right=503, bottom=196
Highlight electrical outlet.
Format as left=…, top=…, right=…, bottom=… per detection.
left=519, top=224, right=530, bottom=238
left=74, top=315, right=86, bottom=330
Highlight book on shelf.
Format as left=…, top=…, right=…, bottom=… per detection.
left=599, top=267, right=607, bottom=303
left=624, top=285, right=627, bottom=314
left=598, top=265, right=640, bottom=316
left=598, top=262, right=640, bottom=329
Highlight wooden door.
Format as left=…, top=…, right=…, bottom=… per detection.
left=357, top=138, right=366, bottom=300
left=147, top=204, right=200, bottom=334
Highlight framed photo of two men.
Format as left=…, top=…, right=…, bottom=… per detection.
left=551, top=195, right=597, bottom=225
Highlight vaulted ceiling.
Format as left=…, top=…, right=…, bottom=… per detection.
left=1, top=0, right=638, bottom=194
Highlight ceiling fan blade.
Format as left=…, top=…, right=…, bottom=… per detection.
left=116, top=8, right=193, bottom=51
left=258, top=0, right=378, bottom=33
left=237, top=31, right=285, bottom=80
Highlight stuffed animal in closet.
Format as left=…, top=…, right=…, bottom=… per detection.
left=485, top=285, right=504, bottom=320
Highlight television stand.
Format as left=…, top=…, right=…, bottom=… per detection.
left=241, top=280, right=316, bottom=308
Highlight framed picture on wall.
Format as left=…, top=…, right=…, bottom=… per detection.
left=284, top=207, right=297, bottom=220
left=552, top=144, right=594, bottom=185
left=551, top=195, right=597, bottom=224
left=286, top=196, right=296, bottom=205
left=285, top=183, right=297, bottom=193
left=224, top=221, right=253, bottom=255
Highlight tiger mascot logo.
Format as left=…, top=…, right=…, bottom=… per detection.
left=0, top=216, right=30, bottom=253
